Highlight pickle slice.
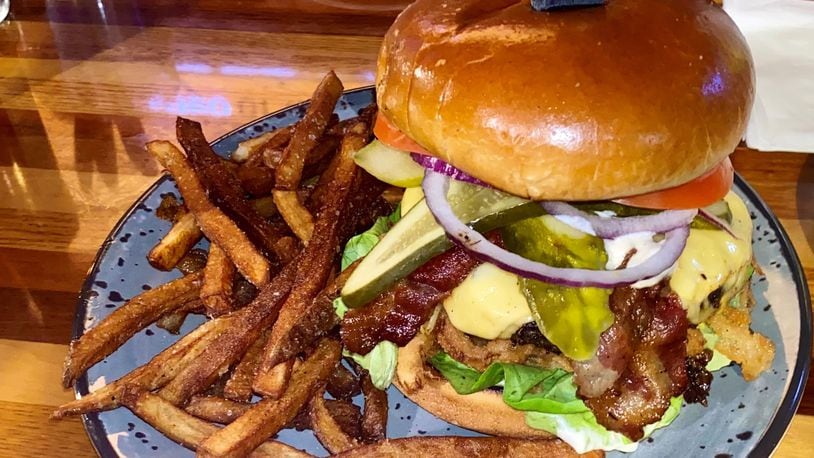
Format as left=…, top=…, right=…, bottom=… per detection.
left=353, top=140, right=426, bottom=188
left=341, top=180, right=543, bottom=308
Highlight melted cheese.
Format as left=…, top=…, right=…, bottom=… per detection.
left=670, top=192, right=752, bottom=323
left=442, top=263, right=533, bottom=339
left=401, top=187, right=424, bottom=214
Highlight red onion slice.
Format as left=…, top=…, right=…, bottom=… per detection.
left=410, top=153, right=490, bottom=187
left=540, top=201, right=697, bottom=239
left=422, top=171, right=690, bottom=288
left=698, top=208, right=738, bottom=239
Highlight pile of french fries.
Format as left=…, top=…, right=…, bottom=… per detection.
left=54, top=72, right=594, bottom=458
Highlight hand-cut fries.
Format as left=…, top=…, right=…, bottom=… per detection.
left=54, top=316, right=228, bottom=418
left=310, top=393, right=361, bottom=454
left=148, top=140, right=270, bottom=286
left=177, top=117, right=290, bottom=262
left=201, top=243, right=237, bottom=316
left=273, top=190, right=314, bottom=243
left=333, top=437, right=605, bottom=458
left=275, top=71, right=343, bottom=190
left=148, top=211, right=203, bottom=271
left=360, top=372, right=388, bottom=443
left=199, top=338, right=341, bottom=458
left=121, top=390, right=308, bottom=458
left=326, top=362, right=361, bottom=401
left=231, top=127, right=292, bottom=164
left=185, top=395, right=251, bottom=424
left=254, top=358, right=295, bottom=399
left=256, top=131, right=367, bottom=383
left=223, top=332, right=268, bottom=403
left=158, top=262, right=296, bottom=406
left=62, top=271, right=203, bottom=387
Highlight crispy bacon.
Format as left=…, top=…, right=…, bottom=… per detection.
left=582, top=283, right=690, bottom=441
left=340, top=244, right=483, bottom=355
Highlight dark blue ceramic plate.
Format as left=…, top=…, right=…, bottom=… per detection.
left=72, top=87, right=811, bottom=458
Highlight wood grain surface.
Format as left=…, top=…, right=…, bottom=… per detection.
left=0, top=1, right=811, bottom=457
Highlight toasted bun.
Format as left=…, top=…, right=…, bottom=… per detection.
left=376, top=0, right=753, bottom=200
left=393, top=331, right=552, bottom=438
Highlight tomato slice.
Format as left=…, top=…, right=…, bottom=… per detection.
left=373, top=112, right=431, bottom=155
left=614, top=157, right=734, bottom=210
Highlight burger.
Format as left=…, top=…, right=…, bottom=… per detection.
left=334, top=0, right=776, bottom=453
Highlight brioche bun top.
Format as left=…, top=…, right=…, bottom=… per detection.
left=376, top=0, right=753, bottom=200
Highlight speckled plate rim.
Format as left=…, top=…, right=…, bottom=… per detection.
left=70, top=86, right=811, bottom=458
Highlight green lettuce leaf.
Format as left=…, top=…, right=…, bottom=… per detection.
left=430, top=351, right=682, bottom=453
left=341, top=205, right=400, bottom=270
left=343, top=341, right=398, bottom=390
left=698, top=323, right=733, bottom=371
left=335, top=205, right=402, bottom=389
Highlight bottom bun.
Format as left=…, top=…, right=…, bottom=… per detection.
left=393, top=331, right=553, bottom=438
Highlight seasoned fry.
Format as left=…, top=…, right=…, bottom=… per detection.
left=148, top=211, right=204, bottom=271
left=185, top=395, right=251, bottom=424
left=62, top=271, right=204, bottom=387
left=121, top=390, right=308, bottom=458
left=333, top=437, right=605, bottom=458
left=273, top=190, right=314, bottom=243
left=237, top=161, right=275, bottom=197
left=223, top=332, right=267, bottom=402
left=231, top=127, right=292, bottom=164
left=326, top=362, right=361, bottom=401
left=53, top=316, right=229, bottom=418
left=156, top=311, right=188, bottom=335
left=177, top=117, right=289, bottom=261
left=360, top=371, right=388, bottom=443
left=254, top=359, right=295, bottom=399
left=201, top=243, right=236, bottom=316
left=310, top=393, right=361, bottom=454
left=256, top=132, right=367, bottom=380
left=275, top=71, right=343, bottom=190
left=148, top=141, right=270, bottom=286
left=157, top=262, right=297, bottom=406
left=198, top=338, right=341, bottom=458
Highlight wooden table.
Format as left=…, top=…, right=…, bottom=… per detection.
left=0, top=1, right=811, bottom=457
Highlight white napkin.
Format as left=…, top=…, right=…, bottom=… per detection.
left=723, top=0, right=814, bottom=153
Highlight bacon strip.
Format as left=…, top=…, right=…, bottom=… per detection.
left=340, top=243, right=484, bottom=355
left=581, top=283, right=690, bottom=441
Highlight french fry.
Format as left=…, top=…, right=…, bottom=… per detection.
left=310, top=393, right=361, bottom=454
left=326, top=362, right=361, bottom=401
left=201, top=243, right=236, bottom=317
left=53, top=316, right=229, bottom=418
left=177, top=117, right=289, bottom=261
left=360, top=371, right=388, bottom=443
left=272, top=190, right=314, bottom=244
left=237, top=161, right=275, bottom=197
left=275, top=71, right=344, bottom=190
left=255, top=359, right=294, bottom=399
left=255, top=132, right=368, bottom=381
left=223, top=332, right=268, bottom=402
left=231, top=127, right=292, bottom=164
left=185, top=395, right=251, bottom=424
left=121, top=390, right=308, bottom=458
left=198, top=338, right=341, bottom=458
left=156, top=310, right=188, bottom=335
left=62, top=271, right=204, bottom=387
left=333, top=437, right=605, bottom=458
left=148, top=211, right=204, bottom=271
left=148, top=141, right=270, bottom=286
left=157, top=261, right=297, bottom=406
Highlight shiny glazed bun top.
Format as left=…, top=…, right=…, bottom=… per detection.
left=375, top=0, right=754, bottom=200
